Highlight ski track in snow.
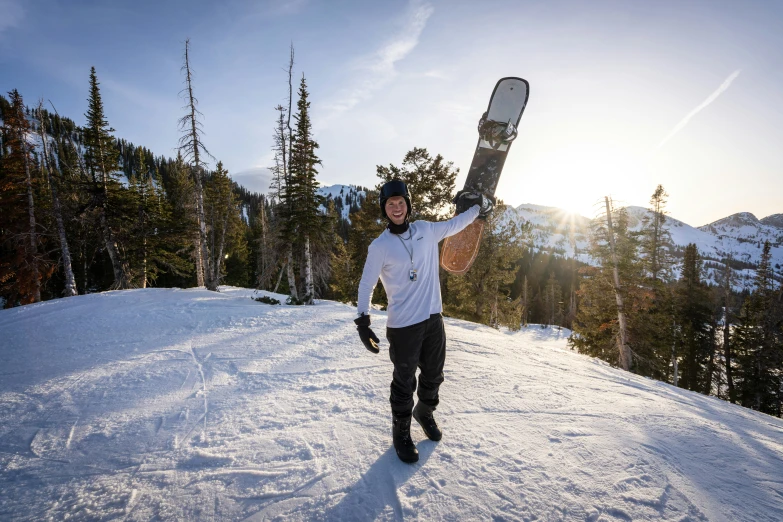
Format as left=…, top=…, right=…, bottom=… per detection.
left=1, top=286, right=782, bottom=521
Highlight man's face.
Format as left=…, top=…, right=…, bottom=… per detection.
left=385, top=196, right=407, bottom=225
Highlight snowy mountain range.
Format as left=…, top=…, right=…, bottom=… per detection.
left=318, top=184, right=782, bottom=290
left=2, top=287, right=782, bottom=520
left=508, top=203, right=783, bottom=290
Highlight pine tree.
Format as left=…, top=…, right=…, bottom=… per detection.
left=342, top=190, right=386, bottom=306
left=47, top=101, right=96, bottom=294
left=571, top=201, right=647, bottom=372
left=83, top=67, right=132, bottom=289
left=0, top=90, right=44, bottom=305
left=444, top=203, right=526, bottom=329
left=328, top=201, right=354, bottom=302
left=272, top=103, right=299, bottom=299
left=674, top=244, right=714, bottom=392
left=721, top=254, right=737, bottom=403
left=285, top=75, right=326, bottom=305
left=641, top=185, right=673, bottom=283
left=127, top=147, right=192, bottom=288
left=565, top=229, right=579, bottom=330
left=521, top=274, right=531, bottom=327
left=128, top=148, right=152, bottom=287
left=733, top=241, right=783, bottom=415
left=269, top=46, right=300, bottom=301
left=543, top=272, right=563, bottom=328
left=635, top=185, right=677, bottom=379
left=159, top=153, right=199, bottom=286
left=204, top=161, right=246, bottom=288
left=603, top=198, right=632, bottom=370
left=375, top=147, right=458, bottom=221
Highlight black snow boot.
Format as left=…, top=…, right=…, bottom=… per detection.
left=413, top=402, right=442, bottom=441
left=392, top=413, right=419, bottom=464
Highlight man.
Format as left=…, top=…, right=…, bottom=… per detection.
left=354, top=179, right=493, bottom=463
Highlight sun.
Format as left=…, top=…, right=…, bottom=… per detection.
left=499, top=141, right=642, bottom=219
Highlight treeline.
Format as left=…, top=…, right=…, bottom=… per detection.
left=570, top=186, right=783, bottom=417
left=0, top=73, right=246, bottom=303
left=0, top=40, right=281, bottom=305
left=0, top=43, right=379, bottom=308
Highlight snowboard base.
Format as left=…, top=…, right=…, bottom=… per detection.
left=440, top=219, right=485, bottom=275
left=440, top=76, right=528, bottom=275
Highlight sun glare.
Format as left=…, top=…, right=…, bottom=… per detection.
left=501, top=141, right=643, bottom=218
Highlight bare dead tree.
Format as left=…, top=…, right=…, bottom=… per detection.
left=269, top=105, right=293, bottom=296
left=178, top=38, right=214, bottom=290
left=284, top=45, right=299, bottom=300
left=605, top=196, right=632, bottom=371
left=37, top=102, right=77, bottom=297
left=254, top=197, right=281, bottom=290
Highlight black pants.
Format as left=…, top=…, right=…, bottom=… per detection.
left=386, top=313, right=446, bottom=416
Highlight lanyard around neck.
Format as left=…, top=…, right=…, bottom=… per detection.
left=395, top=228, right=414, bottom=266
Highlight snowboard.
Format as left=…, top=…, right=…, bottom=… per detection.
left=440, top=77, right=529, bottom=275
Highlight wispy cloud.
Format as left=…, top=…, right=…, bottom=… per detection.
left=265, top=0, right=308, bottom=16
left=231, top=166, right=273, bottom=195
left=101, top=76, right=174, bottom=114
left=655, top=69, right=741, bottom=151
left=0, top=0, right=24, bottom=35
left=323, top=0, right=434, bottom=119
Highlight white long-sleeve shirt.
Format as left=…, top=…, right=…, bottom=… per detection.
left=357, top=205, right=480, bottom=328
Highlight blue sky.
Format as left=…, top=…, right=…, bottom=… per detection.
left=2, top=0, right=782, bottom=226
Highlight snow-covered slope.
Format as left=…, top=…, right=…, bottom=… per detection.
left=511, top=204, right=593, bottom=264
left=699, top=212, right=783, bottom=261
left=1, top=288, right=782, bottom=521
left=318, top=184, right=366, bottom=222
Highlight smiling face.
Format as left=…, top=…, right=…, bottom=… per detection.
left=385, top=196, right=408, bottom=225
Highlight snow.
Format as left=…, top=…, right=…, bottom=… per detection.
left=318, top=184, right=366, bottom=223
left=510, top=203, right=592, bottom=262
left=1, top=287, right=782, bottom=521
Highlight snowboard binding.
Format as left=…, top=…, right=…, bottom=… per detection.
left=478, top=112, right=518, bottom=149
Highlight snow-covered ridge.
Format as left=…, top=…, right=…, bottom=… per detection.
left=1, top=287, right=781, bottom=520
left=317, top=184, right=367, bottom=222
left=508, top=203, right=783, bottom=289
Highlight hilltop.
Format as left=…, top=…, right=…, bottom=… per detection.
left=1, top=288, right=781, bottom=520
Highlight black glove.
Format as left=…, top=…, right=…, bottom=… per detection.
left=454, top=190, right=494, bottom=219
left=354, top=314, right=380, bottom=354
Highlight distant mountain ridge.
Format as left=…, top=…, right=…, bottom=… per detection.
left=508, top=203, right=783, bottom=290
left=318, top=184, right=782, bottom=290
left=760, top=214, right=783, bottom=229
left=317, top=184, right=368, bottom=222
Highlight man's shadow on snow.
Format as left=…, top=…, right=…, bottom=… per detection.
left=322, top=440, right=437, bottom=521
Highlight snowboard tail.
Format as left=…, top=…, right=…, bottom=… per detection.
left=441, top=220, right=485, bottom=275
left=441, top=77, right=529, bottom=274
